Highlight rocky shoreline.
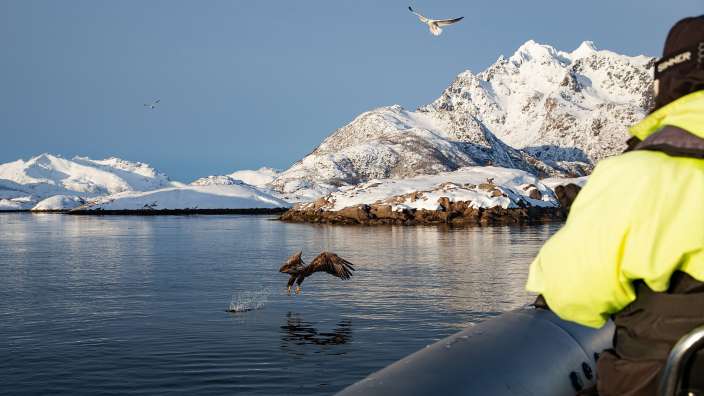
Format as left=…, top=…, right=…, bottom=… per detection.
left=68, top=208, right=288, bottom=216
left=280, top=203, right=563, bottom=226
left=0, top=208, right=289, bottom=216
left=280, top=183, right=582, bottom=226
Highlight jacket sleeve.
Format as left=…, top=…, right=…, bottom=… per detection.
left=527, top=151, right=704, bottom=328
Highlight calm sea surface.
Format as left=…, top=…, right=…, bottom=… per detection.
left=0, top=214, right=560, bottom=395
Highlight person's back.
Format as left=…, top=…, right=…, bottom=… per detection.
left=526, top=17, right=704, bottom=395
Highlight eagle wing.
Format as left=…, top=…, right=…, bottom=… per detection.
left=302, top=252, right=355, bottom=280
left=286, top=250, right=303, bottom=262
left=435, top=17, right=464, bottom=27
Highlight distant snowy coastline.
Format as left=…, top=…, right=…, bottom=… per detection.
left=0, top=154, right=288, bottom=212
left=71, top=184, right=290, bottom=212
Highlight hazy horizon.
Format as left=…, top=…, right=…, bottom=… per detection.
left=1, top=0, right=700, bottom=182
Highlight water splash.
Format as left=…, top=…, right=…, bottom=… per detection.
left=227, top=287, right=272, bottom=313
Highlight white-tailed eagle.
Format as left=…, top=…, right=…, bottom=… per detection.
left=279, top=251, right=355, bottom=295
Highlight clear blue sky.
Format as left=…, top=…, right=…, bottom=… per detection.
left=0, top=0, right=701, bottom=182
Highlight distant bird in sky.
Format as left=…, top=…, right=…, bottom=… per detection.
left=408, top=6, right=464, bottom=36
left=279, top=251, right=355, bottom=295
left=144, top=99, right=160, bottom=109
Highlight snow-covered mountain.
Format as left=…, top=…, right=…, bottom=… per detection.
left=423, top=40, right=654, bottom=165
left=269, top=106, right=558, bottom=202
left=72, top=184, right=290, bottom=211
left=270, top=41, right=654, bottom=201
left=191, top=167, right=280, bottom=188
left=0, top=155, right=288, bottom=211
left=0, top=153, right=176, bottom=210
left=229, top=167, right=279, bottom=187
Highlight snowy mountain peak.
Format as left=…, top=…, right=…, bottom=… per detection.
left=229, top=167, right=280, bottom=187
left=509, top=40, right=568, bottom=66
left=426, top=40, right=654, bottom=161
left=27, top=153, right=62, bottom=167
left=191, top=168, right=280, bottom=189
left=32, top=152, right=59, bottom=160
left=570, top=41, right=598, bottom=59
left=72, top=156, right=171, bottom=182
left=270, top=41, right=655, bottom=201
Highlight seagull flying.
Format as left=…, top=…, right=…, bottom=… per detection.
left=408, top=6, right=463, bottom=36
left=144, top=99, right=160, bottom=109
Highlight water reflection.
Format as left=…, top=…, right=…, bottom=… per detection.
left=0, top=214, right=561, bottom=395
left=281, top=312, right=352, bottom=347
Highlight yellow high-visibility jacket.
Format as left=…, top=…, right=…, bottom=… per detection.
left=526, top=91, right=704, bottom=328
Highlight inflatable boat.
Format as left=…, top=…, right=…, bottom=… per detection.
left=337, top=307, right=612, bottom=396
left=337, top=307, right=704, bottom=396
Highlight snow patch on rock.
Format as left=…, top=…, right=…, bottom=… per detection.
left=298, top=167, right=558, bottom=212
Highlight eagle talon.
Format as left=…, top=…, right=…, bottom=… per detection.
left=287, top=286, right=291, bottom=295
left=295, top=286, right=301, bottom=295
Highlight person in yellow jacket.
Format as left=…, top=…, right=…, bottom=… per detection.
left=526, top=17, right=704, bottom=395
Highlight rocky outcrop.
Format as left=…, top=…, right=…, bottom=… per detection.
left=280, top=200, right=563, bottom=226
left=554, top=183, right=583, bottom=217
left=279, top=167, right=563, bottom=225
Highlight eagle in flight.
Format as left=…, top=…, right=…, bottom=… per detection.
left=279, top=251, right=355, bottom=295
left=408, top=6, right=464, bottom=36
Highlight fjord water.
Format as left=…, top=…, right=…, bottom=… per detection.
left=0, top=214, right=559, bottom=395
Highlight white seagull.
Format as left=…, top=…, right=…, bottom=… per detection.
left=408, top=6, right=464, bottom=36
left=144, top=99, right=160, bottom=109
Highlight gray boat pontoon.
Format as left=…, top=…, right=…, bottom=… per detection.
left=336, top=307, right=704, bottom=396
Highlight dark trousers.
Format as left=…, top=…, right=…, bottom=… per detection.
left=596, top=272, right=704, bottom=396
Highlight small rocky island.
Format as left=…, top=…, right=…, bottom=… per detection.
left=280, top=168, right=584, bottom=226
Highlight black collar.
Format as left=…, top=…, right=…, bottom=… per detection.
left=634, top=125, right=704, bottom=159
